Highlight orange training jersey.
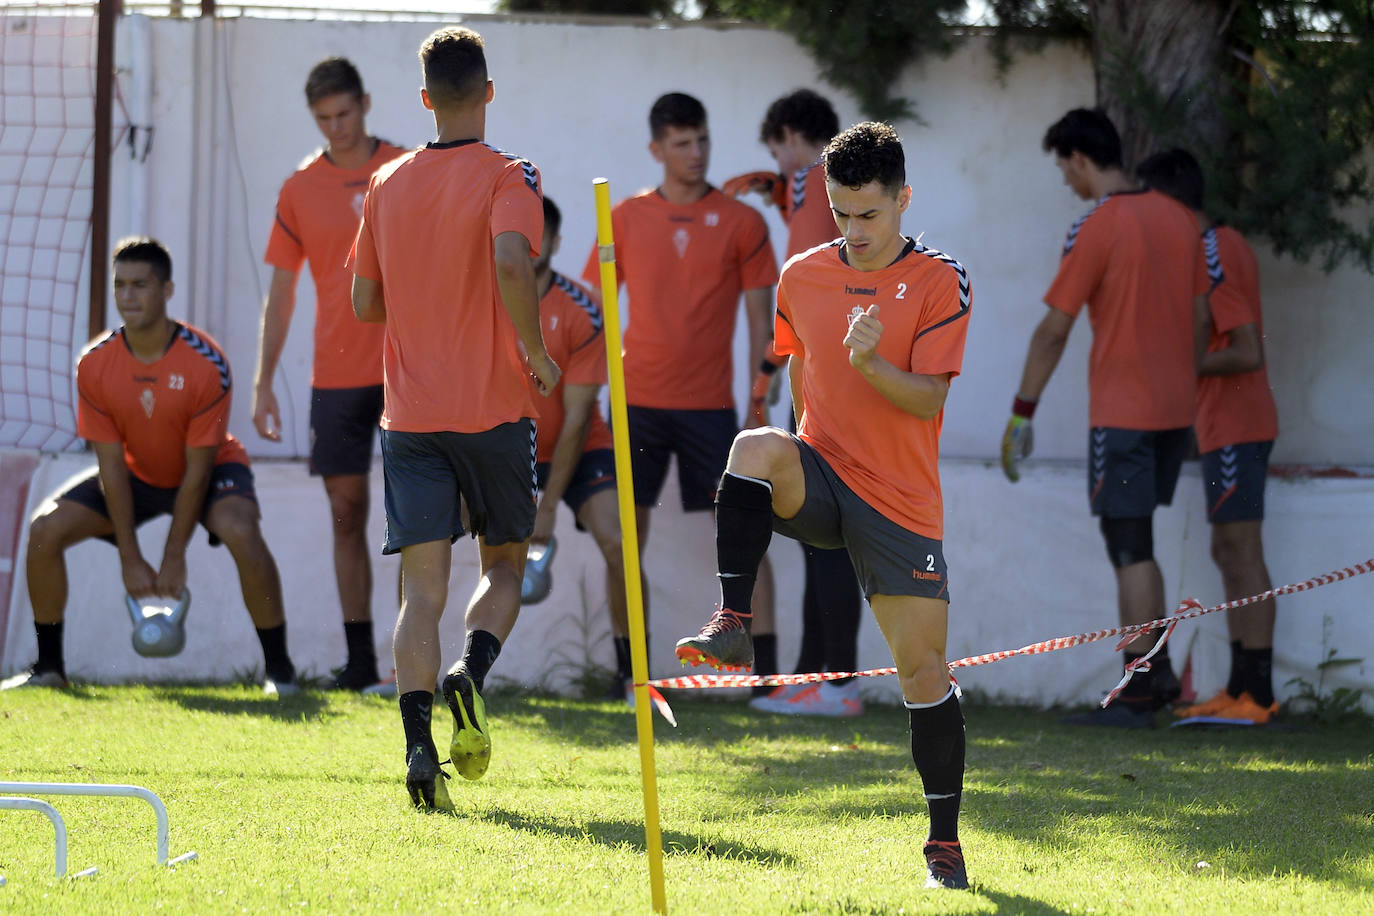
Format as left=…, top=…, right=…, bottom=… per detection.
left=1043, top=189, right=1206, bottom=430
left=775, top=239, right=971, bottom=539
left=1195, top=225, right=1278, bottom=453
left=264, top=140, right=408, bottom=389
left=347, top=139, right=542, bottom=433
left=581, top=187, right=778, bottom=410
left=77, top=322, right=249, bottom=488
left=784, top=158, right=839, bottom=258
left=530, top=272, right=613, bottom=463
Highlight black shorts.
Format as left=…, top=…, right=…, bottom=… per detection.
left=535, top=448, right=616, bottom=521
left=772, top=436, right=950, bottom=601
left=379, top=420, right=537, bottom=555
left=1201, top=440, right=1272, bottom=524
left=56, top=462, right=257, bottom=548
left=1089, top=426, right=1190, bottom=518
left=309, top=384, right=384, bottom=477
left=627, top=406, right=736, bottom=511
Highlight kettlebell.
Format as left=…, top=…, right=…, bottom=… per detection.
left=520, top=537, right=557, bottom=605
left=125, top=588, right=192, bottom=657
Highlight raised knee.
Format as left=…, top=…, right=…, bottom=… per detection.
left=729, top=427, right=791, bottom=475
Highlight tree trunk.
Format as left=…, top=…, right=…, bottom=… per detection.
left=1088, top=0, right=1237, bottom=170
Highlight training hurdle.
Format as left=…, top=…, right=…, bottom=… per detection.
left=0, top=782, right=197, bottom=879
left=0, top=796, right=97, bottom=879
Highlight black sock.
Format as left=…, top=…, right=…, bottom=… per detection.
left=613, top=636, right=633, bottom=679
left=399, top=690, right=435, bottom=756
left=908, top=688, right=965, bottom=844
left=1242, top=647, right=1274, bottom=707
left=715, top=472, right=774, bottom=615
left=1117, top=653, right=1153, bottom=706
left=794, top=548, right=826, bottom=675
left=35, top=621, right=65, bottom=677
left=256, top=624, right=295, bottom=682
left=815, top=546, right=862, bottom=686
left=343, top=621, right=377, bottom=672
left=1226, top=640, right=1244, bottom=697
left=751, top=633, right=777, bottom=696
left=456, top=629, right=502, bottom=692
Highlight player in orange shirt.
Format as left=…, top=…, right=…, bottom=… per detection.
left=676, top=122, right=974, bottom=889
left=1002, top=109, right=1211, bottom=728
left=348, top=27, right=559, bottom=811
left=2, top=238, right=299, bottom=695
left=582, top=92, right=781, bottom=691
left=525, top=196, right=640, bottom=702
left=727, top=89, right=867, bottom=719
left=252, top=58, right=406, bottom=694
left=1136, top=149, right=1281, bottom=725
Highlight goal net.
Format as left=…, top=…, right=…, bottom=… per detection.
left=0, top=5, right=98, bottom=452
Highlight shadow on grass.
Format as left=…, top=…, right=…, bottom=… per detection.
left=469, top=803, right=799, bottom=867
left=508, top=695, right=1374, bottom=894
left=148, top=685, right=332, bottom=721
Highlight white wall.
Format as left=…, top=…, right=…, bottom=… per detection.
left=4, top=15, right=1372, bottom=709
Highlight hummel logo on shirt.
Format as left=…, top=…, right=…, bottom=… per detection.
left=845, top=284, right=877, bottom=296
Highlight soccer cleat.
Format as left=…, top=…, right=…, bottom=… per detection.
left=1060, top=701, right=1156, bottom=729
left=747, top=683, right=802, bottom=711
left=405, top=744, right=454, bottom=812
left=923, top=840, right=970, bottom=890
left=1151, top=662, right=1183, bottom=707
left=1214, top=692, right=1279, bottom=725
left=1173, top=688, right=1240, bottom=718
left=326, top=659, right=382, bottom=692
left=0, top=667, right=67, bottom=690
left=263, top=674, right=301, bottom=698
left=751, top=681, right=864, bottom=717
left=442, top=670, right=491, bottom=780
left=674, top=608, right=754, bottom=671
left=361, top=670, right=399, bottom=698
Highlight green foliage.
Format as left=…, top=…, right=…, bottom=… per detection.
left=702, top=0, right=968, bottom=123
left=1284, top=615, right=1369, bottom=724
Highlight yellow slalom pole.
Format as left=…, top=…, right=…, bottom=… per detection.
left=594, top=177, right=667, bottom=915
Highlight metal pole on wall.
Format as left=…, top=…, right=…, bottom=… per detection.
left=88, top=0, right=117, bottom=341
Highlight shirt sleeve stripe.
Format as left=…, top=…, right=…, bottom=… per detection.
left=913, top=244, right=972, bottom=340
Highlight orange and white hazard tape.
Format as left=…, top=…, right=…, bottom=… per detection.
left=642, top=558, right=1374, bottom=720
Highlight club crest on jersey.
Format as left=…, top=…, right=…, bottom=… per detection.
left=673, top=227, right=690, bottom=258
left=140, top=387, right=155, bottom=418
left=848, top=306, right=866, bottom=327
left=704, top=211, right=719, bottom=227
left=351, top=192, right=365, bottom=219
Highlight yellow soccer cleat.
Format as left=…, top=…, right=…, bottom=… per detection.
left=442, top=670, right=491, bottom=780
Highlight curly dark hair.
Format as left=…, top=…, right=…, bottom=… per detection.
left=1136, top=148, right=1205, bottom=212
left=759, top=89, right=839, bottom=146
left=304, top=57, right=364, bottom=106
left=1042, top=108, right=1122, bottom=169
left=542, top=195, right=561, bottom=238
left=113, top=236, right=173, bottom=283
left=419, top=26, right=488, bottom=108
left=822, top=121, right=905, bottom=194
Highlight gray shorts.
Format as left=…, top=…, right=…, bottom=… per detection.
left=379, top=420, right=537, bottom=555
left=309, top=384, right=383, bottom=477
left=1089, top=426, right=1190, bottom=518
left=771, top=436, right=950, bottom=601
left=1201, top=440, right=1272, bottom=524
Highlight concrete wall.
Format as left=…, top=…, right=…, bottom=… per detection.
left=3, top=14, right=1372, bottom=709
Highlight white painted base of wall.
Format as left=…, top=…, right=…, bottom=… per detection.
left=4, top=452, right=1372, bottom=712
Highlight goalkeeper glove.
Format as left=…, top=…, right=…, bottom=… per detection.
left=721, top=170, right=787, bottom=211
left=748, top=358, right=784, bottom=428
left=1001, top=397, right=1037, bottom=483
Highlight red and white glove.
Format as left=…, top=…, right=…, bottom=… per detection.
left=721, top=170, right=787, bottom=211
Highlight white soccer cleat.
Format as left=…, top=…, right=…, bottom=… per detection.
left=751, top=680, right=864, bottom=717
left=0, top=667, right=68, bottom=690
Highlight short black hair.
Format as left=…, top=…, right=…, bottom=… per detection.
left=1136, top=148, right=1206, bottom=212
left=419, top=26, right=488, bottom=108
left=112, top=236, right=172, bottom=284
left=542, top=195, right=561, bottom=238
left=760, top=89, right=840, bottom=146
left=823, top=121, right=905, bottom=195
left=649, top=92, right=706, bottom=140
left=1042, top=108, right=1123, bottom=169
left=304, top=57, right=364, bottom=106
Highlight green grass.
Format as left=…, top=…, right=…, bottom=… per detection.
left=0, top=686, right=1371, bottom=914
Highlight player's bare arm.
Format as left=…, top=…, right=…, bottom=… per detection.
left=1015, top=306, right=1075, bottom=403
left=94, top=440, right=158, bottom=599
left=743, top=286, right=774, bottom=429
left=351, top=274, right=385, bottom=323
left=155, top=444, right=216, bottom=598
left=843, top=305, right=951, bottom=420
left=532, top=382, right=597, bottom=544
left=251, top=266, right=300, bottom=441
left=1200, top=321, right=1263, bottom=376
left=494, top=230, right=560, bottom=395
